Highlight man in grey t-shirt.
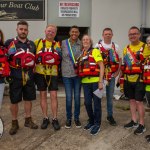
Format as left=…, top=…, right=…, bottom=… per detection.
left=61, top=25, right=82, bottom=128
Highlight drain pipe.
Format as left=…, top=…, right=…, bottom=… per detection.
left=141, top=0, right=147, bottom=27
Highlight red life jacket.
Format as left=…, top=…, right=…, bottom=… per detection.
left=143, top=57, right=150, bottom=84
left=77, top=49, right=100, bottom=77
left=8, top=39, right=35, bottom=69
left=10, top=48, right=35, bottom=69
left=123, top=45, right=144, bottom=74
left=0, top=46, right=10, bottom=77
left=36, top=39, right=60, bottom=66
left=98, top=41, right=119, bottom=73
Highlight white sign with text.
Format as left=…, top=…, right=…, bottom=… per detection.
left=59, top=1, right=80, bottom=17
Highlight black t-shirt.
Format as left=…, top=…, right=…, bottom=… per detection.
left=4, top=38, right=36, bottom=79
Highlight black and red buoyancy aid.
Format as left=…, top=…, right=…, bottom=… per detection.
left=98, top=41, right=119, bottom=73
left=36, top=39, right=60, bottom=66
left=8, top=39, right=35, bottom=69
left=77, top=49, right=100, bottom=77
left=0, top=46, right=10, bottom=77
left=123, top=45, right=144, bottom=74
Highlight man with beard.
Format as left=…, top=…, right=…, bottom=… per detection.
left=5, top=20, right=38, bottom=135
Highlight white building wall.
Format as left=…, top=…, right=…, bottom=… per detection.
left=91, top=0, right=144, bottom=55
left=0, top=0, right=48, bottom=41
left=147, top=0, right=150, bottom=27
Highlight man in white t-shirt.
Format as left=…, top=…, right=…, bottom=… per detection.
left=95, top=28, right=121, bottom=126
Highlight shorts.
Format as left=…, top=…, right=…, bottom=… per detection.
left=9, top=78, right=36, bottom=104
left=124, top=80, right=145, bottom=101
left=35, top=73, right=58, bottom=91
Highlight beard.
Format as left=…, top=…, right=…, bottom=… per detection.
left=18, top=33, right=27, bottom=40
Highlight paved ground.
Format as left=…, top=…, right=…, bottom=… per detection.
left=0, top=85, right=150, bottom=150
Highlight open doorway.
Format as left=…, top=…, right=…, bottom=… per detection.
left=55, top=26, right=89, bottom=43
left=56, top=26, right=89, bottom=82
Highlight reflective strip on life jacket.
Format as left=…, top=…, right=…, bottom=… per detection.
left=123, top=65, right=142, bottom=74
left=77, top=50, right=100, bottom=77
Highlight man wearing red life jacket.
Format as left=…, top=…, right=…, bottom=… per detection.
left=122, top=26, right=149, bottom=135
left=5, top=20, right=38, bottom=135
left=34, top=24, right=61, bottom=131
left=95, top=28, right=121, bottom=126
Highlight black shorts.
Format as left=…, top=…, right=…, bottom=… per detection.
left=35, top=73, right=58, bottom=91
left=124, top=80, right=145, bottom=101
left=9, top=78, right=36, bottom=104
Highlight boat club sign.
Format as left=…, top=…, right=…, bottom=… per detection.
left=0, top=0, right=45, bottom=21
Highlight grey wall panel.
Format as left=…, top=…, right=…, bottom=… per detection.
left=48, top=0, right=91, bottom=27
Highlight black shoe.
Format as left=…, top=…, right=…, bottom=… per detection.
left=107, top=116, right=117, bottom=126
left=74, top=119, right=81, bottom=128
left=52, top=118, right=60, bottom=130
left=134, top=124, right=146, bottom=135
left=84, top=123, right=94, bottom=131
left=145, top=135, right=150, bottom=140
left=65, top=120, right=71, bottom=129
left=90, top=125, right=100, bottom=135
left=147, top=138, right=150, bottom=143
left=41, top=118, right=50, bottom=129
left=124, top=120, right=138, bottom=129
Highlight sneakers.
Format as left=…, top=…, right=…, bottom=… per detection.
left=41, top=118, right=50, bottom=129
left=134, top=124, right=146, bottom=135
left=24, top=117, right=38, bottom=129
left=74, top=119, right=81, bottom=128
left=107, top=116, right=117, bottom=126
left=84, top=123, right=94, bottom=131
left=9, top=120, right=19, bottom=135
left=52, top=118, right=60, bottom=130
left=65, top=120, right=71, bottom=129
left=90, top=125, right=100, bottom=135
left=145, top=135, right=150, bottom=140
left=124, top=120, right=138, bottom=129
left=146, top=135, right=150, bottom=143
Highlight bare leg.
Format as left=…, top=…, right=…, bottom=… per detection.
left=24, top=101, right=32, bottom=118
left=136, top=101, right=145, bottom=125
left=129, top=99, right=137, bottom=122
left=10, top=103, right=18, bottom=120
left=40, top=91, right=48, bottom=118
left=50, top=90, right=58, bottom=119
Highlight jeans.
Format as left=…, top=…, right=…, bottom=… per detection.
left=63, top=76, right=81, bottom=120
left=106, top=77, right=115, bottom=117
left=83, top=82, right=102, bottom=126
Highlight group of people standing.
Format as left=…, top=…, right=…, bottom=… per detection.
left=0, top=21, right=150, bottom=142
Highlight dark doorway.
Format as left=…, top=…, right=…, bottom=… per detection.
left=55, top=26, right=89, bottom=42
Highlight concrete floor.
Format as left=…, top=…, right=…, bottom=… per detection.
left=0, top=85, right=150, bottom=150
